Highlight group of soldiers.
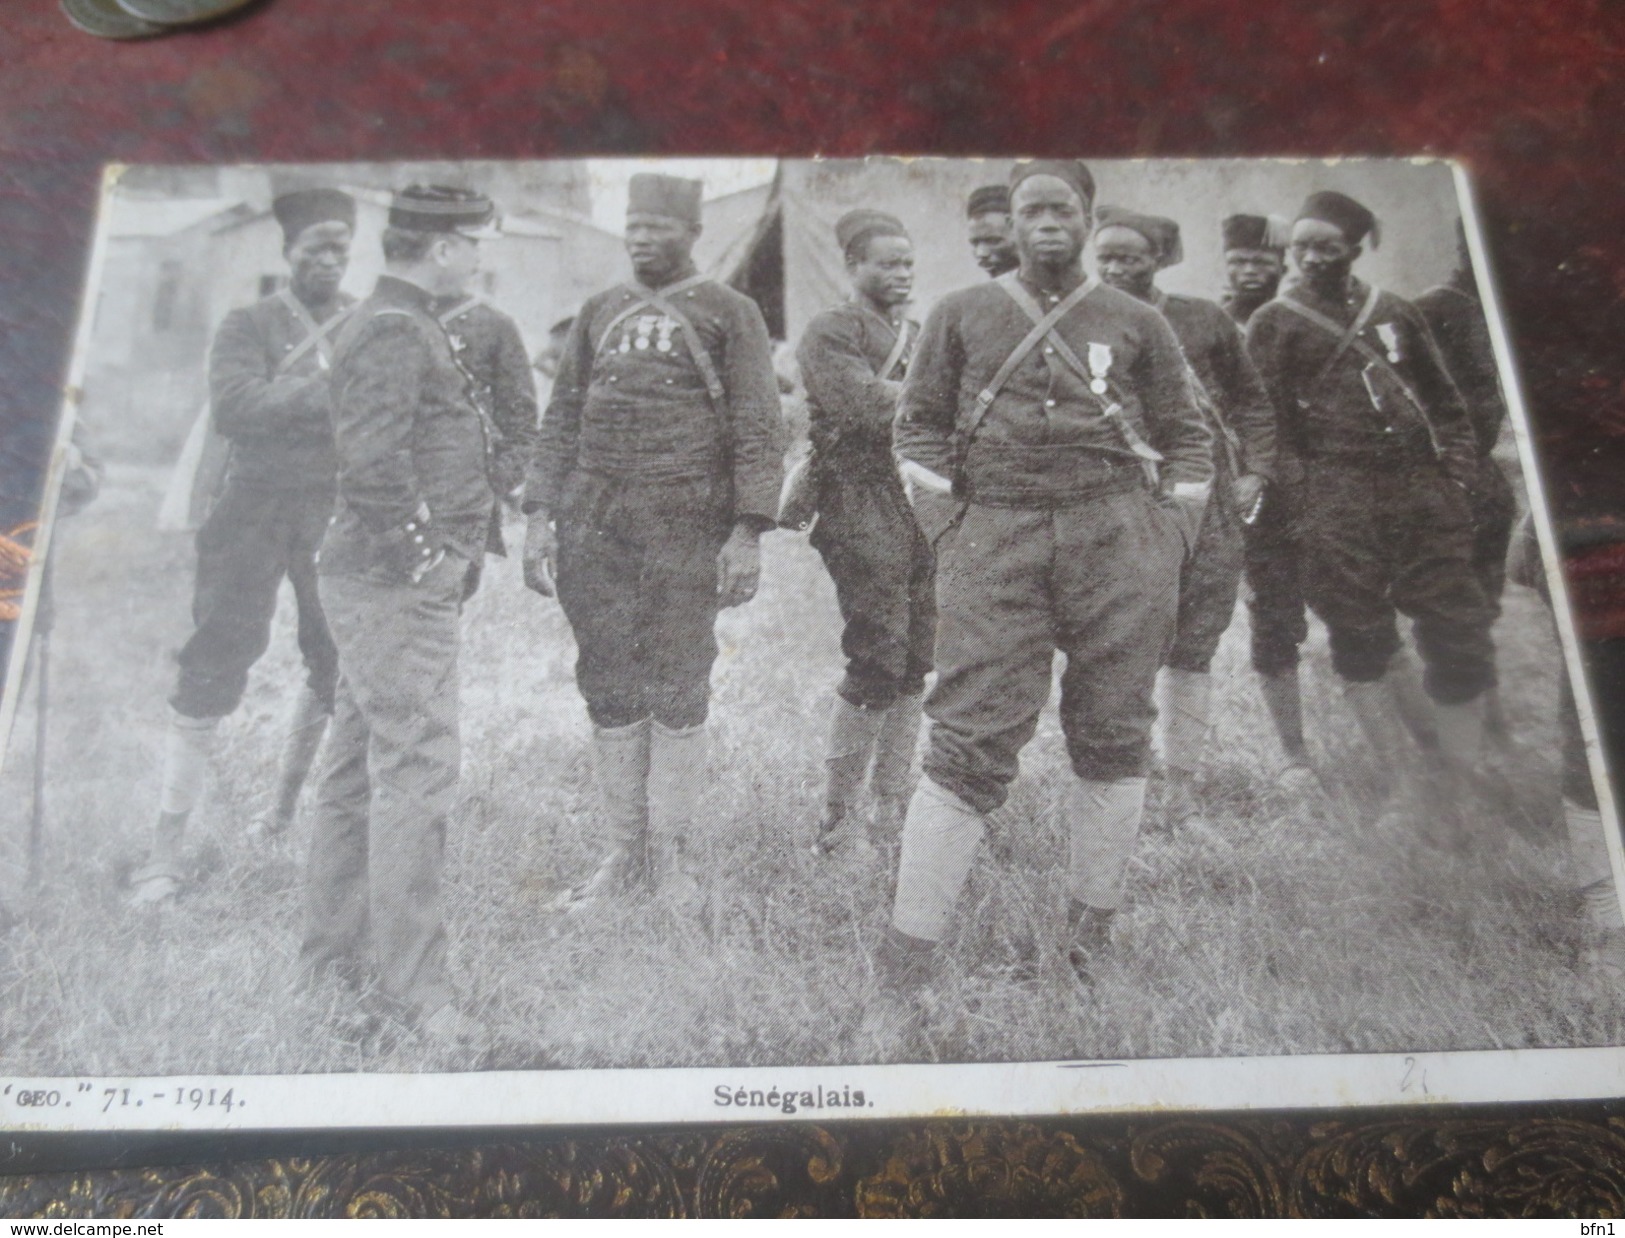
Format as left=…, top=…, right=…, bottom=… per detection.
left=123, top=159, right=1621, bottom=1054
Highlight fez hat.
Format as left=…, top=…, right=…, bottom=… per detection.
left=1095, top=205, right=1184, bottom=269
left=966, top=184, right=1011, bottom=217
left=1008, top=159, right=1096, bottom=209
left=272, top=188, right=356, bottom=245
left=1221, top=213, right=1291, bottom=252
left=628, top=173, right=703, bottom=225
left=1296, top=190, right=1380, bottom=247
left=835, top=208, right=909, bottom=258
left=388, top=185, right=502, bottom=239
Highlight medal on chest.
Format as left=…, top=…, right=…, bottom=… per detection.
left=1375, top=322, right=1403, bottom=364
left=1087, top=342, right=1113, bottom=396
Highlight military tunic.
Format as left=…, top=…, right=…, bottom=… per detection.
left=172, top=289, right=352, bottom=720
left=1247, top=277, right=1494, bottom=703
left=1153, top=290, right=1276, bottom=674
left=896, top=273, right=1211, bottom=812
left=797, top=300, right=935, bottom=710
left=1415, top=278, right=1517, bottom=611
left=527, top=266, right=785, bottom=730
left=1222, top=285, right=1309, bottom=675
left=302, top=274, right=494, bottom=1020
left=434, top=295, right=540, bottom=593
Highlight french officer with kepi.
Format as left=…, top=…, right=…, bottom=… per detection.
left=299, top=185, right=502, bottom=1050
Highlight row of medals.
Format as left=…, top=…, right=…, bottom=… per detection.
left=61, top=0, right=256, bottom=40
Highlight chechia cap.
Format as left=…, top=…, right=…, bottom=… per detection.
left=1221, top=213, right=1291, bottom=252
left=835, top=208, right=909, bottom=257
left=628, top=173, right=703, bottom=225
left=272, top=188, right=356, bottom=245
left=388, top=185, right=502, bottom=239
left=966, top=184, right=1011, bottom=217
left=1008, top=159, right=1096, bottom=209
left=1295, top=190, right=1380, bottom=248
left=1095, top=205, right=1184, bottom=269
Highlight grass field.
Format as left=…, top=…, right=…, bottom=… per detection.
left=0, top=460, right=1620, bottom=1077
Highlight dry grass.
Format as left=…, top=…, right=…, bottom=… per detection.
left=0, top=461, right=1620, bottom=1077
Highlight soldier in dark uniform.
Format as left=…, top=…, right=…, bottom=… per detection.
left=797, top=209, right=932, bottom=858
left=1246, top=191, right=1494, bottom=845
left=966, top=185, right=1020, bottom=279
left=1093, top=207, right=1275, bottom=834
left=867, top=160, right=1211, bottom=1037
left=131, top=188, right=356, bottom=905
left=432, top=290, right=540, bottom=595
left=1218, top=213, right=1323, bottom=786
left=1415, top=222, right=1517, bottom=745
left=522, top=173, right=784, bottom=914
left=299, top=186, right=499, bottom=1048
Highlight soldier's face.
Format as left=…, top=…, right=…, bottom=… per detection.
left=1290, top=218, right=1359, bottom=290
left=848, top=234, right=915, bottom=309
left=1011, top=176, right=1089, bottom=270
left=285, top=221, right=351, bottom=303
left=968, top=211, right=1019, bottom=276
left=1094, top=226, right=1159, bottom=298
left=626, top=212, right=699, bottom=283
left=1224, top=247, right=1285, bottom=296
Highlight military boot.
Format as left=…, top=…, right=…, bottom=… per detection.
left=1257, top=668, right=1321, bottom=795
left=1156, top=668, right=1224, bottom=844
left=1065, top=776, right=1145, bottom=983
left=557, top=719, right=651, bottom=915
left=868, top=690, right=925, bottom=849
left=1426, top=694, right=1486, bottom=854
left=1344, top=678, right=1427, bottom=835
left=249, top=684, right=331, bottom=843
left=647, top=719, right=709, bottom=913
left=856, top=925, right=937, bottom=1055
left=1389, top=647, right=1441, bottom=753
left=1065, top=899, right=1117, bottom=986
left=129, top=711, right=220, bottom=905
left=811, top=694, right=886, bottom=860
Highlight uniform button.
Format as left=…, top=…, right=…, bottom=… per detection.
left=414, top=534, right=424, bottom=543
left=1045, top=399, right=1057, bottom=408
left=1044, top=347, right=1054, bottom=355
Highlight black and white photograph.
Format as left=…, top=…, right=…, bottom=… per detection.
left=0, top=155, right=1621, bottom=1131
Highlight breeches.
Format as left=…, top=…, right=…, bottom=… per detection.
left=555, top=473, right=729, bottom=730
left=812, top=476, right=937, bottom=710
left=923, top=487, right=1185, bottom=814
left=1299, top=458, right=1496, bottom=704
left=173, top=483, right=338, bottom=719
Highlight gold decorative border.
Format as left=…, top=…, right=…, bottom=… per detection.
left=4, top=1112, right=1625, bottom=1217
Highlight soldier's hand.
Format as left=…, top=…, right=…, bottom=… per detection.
left=716, top=526, right=761, bottom=608
left=523, top=516, right=558, bottom=598
left=1232, top=473, right=1265, bottom=520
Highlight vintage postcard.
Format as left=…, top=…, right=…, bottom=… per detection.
left=0, top=156, right=1620, bottom=1132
